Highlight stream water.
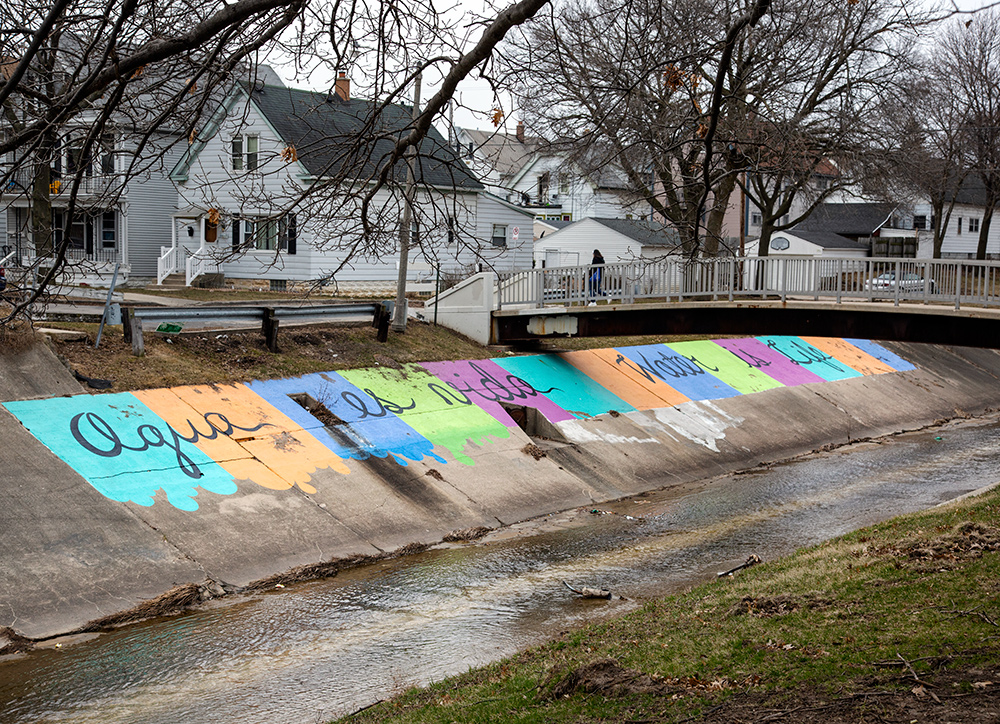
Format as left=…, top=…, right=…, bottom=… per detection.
left=3, top=416, right=1000, bottom=724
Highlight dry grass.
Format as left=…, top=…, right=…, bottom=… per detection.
left=47, top=319, right=493, bottom=391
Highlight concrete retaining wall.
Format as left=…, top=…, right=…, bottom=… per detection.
left=3, top=335, right=1000, bottom=641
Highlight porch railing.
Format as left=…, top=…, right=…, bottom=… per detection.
left=157, top=245, right=177, bottom=285
left=185, top=246, right=220, bottom=286
left=496, top=256, right=1000, bottom=311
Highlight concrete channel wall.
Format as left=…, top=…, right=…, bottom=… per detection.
left=3, top=336, right=1000, bottom=643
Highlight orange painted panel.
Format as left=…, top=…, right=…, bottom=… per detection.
left=135, top=384, right=350, bottom=495
left=800, top=337, right=895, bottom=376
left=559, top=349, right=689, bottom=409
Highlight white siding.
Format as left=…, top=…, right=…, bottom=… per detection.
left=532, top=218, right=640, bottom=267
left=932, top=203, right=1000, bottom=259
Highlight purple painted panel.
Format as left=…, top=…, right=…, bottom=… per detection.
left=714, top=338, right=825, bottom=386
left=421, top=359, right=575, bottom=427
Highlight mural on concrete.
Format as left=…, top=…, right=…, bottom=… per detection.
left=1, top=338, right=916, bottom=511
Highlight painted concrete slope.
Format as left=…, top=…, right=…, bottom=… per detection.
left=2, top=337, right=999, bottom=640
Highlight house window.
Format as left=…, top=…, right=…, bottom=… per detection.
left=969, top=217, right=980, bottom=233
left=233, top=215, right=296, bottom=252
left=447, top=216, right=455, bottom=245
left=750, top=211, right=763, bottom=226
left=562, top=214, right=572, bottom=222
left=913, top=215, right=927, bottom=230
left=232, top=135, right=259, bottom=171
left=101, top=211, right=116, bottom=249
left=558, top=175, right=569, bottom=195
left=491, top=224, right=507, bottom=247
left=957, top=217, right=963, bottom=235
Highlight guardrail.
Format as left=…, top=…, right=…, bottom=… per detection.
left=122, top=302, right=385, bottom=356
left=496, top=255, right=1000, bottom=310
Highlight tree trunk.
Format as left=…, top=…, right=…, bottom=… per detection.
left=704, top=172, right=737, bottom=257
left=976, top=203, right=995, bottom=261
left=31, top=158, right=53, bottom=258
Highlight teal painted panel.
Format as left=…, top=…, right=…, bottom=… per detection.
left=756, top=336, right=862, bottom=382
left=492, top=354, right=636, bottom=418
left=3, top=393, right=237, bottom=511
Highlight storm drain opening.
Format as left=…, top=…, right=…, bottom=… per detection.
left=289, top=393, right=346, bottom=427
left=500, top=403, right=544, bottom=437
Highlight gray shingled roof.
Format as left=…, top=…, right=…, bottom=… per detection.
left=251, top=85, right=482, bottom=190
left=460, top=128, right=538, bottom=179
left=591, top=218, right=681, bottom=248
left=782, top=230, right=870, bottom=250
left=793, top=203, right=895, bottom=237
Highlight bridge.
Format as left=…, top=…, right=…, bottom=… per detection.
left=427, top=256, right=1000, bottom=348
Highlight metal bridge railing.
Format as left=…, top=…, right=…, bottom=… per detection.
left=496, top=256, right=1000, bottom=311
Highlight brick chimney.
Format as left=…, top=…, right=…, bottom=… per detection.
left=334, top=71, right=350, bottom=101
left=516, top=121, right=525, bottom=143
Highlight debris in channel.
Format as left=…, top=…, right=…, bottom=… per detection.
left=563, top=580, right=612, bottom=599
left=717, top=554, right=762, bottom=578
left=589, top=508, right=638, bottom=521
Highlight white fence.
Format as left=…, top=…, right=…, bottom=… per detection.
left=496, top=256, right=1000, bottom=311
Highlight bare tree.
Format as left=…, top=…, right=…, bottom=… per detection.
left=938, top=9, right=1000, bottom=260
left=503, top=0, right=928, bottom=259
left=0, top=0, right=551, bottom=327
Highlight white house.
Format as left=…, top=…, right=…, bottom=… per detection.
left=912, top=177, right=1000, bottom=260
left=165, top=79, right=532, bottom=293
left=744, top=202, right=902, bottom=258
left=533, top=217, right=681, bottom=268
left=455, top=124, right=650, bottom=225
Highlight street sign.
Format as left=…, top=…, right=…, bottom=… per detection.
left=513, top=226, right=519, bottom=240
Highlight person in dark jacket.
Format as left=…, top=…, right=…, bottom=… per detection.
left=589, top=249, right=605, bottom=299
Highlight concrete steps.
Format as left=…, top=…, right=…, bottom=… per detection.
left=158, top=273, right=187, bottom=290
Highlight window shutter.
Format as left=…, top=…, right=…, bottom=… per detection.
left=287, top=214, right=297, bottom=255
left=232, top=217, right=240, bottom=251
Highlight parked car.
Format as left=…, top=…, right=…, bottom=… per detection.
left=864, top=271, right=936, bottom=295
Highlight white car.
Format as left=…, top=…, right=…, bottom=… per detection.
left=864, top=272, right=936, bottom=294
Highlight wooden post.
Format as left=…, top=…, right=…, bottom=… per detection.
left=376, top=304, right=390, bottom=343
left=262, top=308, right=280, bottom=352
left=129, top=312, right=144, bottom=357
left=121, top=307, right=132, bottom=343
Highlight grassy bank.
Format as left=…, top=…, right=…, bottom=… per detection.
left=44, top=316, right=718, bottom=391
left=341, top=488, right=1000, bottom=724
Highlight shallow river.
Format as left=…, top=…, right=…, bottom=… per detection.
left=3, top=417, right=1000, bottom=724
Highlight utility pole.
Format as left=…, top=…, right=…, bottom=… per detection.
left=392, top=73, right=422, bottom=333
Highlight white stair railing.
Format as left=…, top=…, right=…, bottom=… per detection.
left=156, top=245, right=177, bottom=285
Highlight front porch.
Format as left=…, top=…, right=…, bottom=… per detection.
left=3, top=206, right=129, bottom=288
left=156, top=212, right=222, bottom=287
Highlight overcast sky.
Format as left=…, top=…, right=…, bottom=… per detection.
left=274, top=0, right=999, bottom=137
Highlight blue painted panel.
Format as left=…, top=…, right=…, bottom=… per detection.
left=844, top=339, right=917, bottom=372
left=613, top=344, right=741, bottom=401
left=247, top=372, right=443, bottom=465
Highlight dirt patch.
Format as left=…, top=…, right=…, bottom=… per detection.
left=730, top=592, right=835, bottom=618
left=698, top=668, right=1000, bottom=724
left=425, top=468, right=445, bottom=481
left=521, top=443, right=547, bottom=460
left=856, top=521, right=1000, bottom=566
left=546, top=659, right=676, bottom=699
